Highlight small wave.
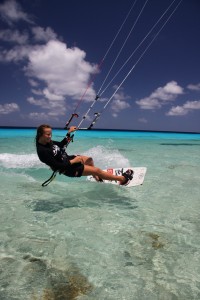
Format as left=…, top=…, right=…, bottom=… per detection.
left=0, top=153, right=43, bottom=169
left=83, top=145, right=130, bottom=168
left=0, top=170, right=36, bottom=182
left=0, top=146, right=129, bottom=170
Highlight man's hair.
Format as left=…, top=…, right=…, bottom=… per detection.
left=35, top=124, right=52, bottom=145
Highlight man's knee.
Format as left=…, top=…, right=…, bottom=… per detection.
left=86, top=157, right=94, bottom=165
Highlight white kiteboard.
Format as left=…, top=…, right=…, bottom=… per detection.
left=87, top=167, right=147, bottom=188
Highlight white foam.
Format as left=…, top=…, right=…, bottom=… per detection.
left=0, top=153, right=43, bottom=169
left=0, top=146, right=129, bottom=170
left=83, top=145, right=130, bottom=169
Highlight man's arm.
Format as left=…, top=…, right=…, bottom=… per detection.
left=39, top=148, right=71, bottom=172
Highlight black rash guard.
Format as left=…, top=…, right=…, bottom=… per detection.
left=36, top=137, right=84, bottom=177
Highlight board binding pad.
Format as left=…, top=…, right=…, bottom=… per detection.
left=87, top=167, right=147, bottom=187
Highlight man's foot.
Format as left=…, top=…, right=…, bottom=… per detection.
left=93, top=175, right=104, bottom=182
left=120, top=169, right=134, bottom=186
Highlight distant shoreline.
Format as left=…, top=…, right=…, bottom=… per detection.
left=0, top=126, right=199, bottom=134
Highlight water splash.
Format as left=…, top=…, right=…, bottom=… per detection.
left=0, top=153, right=42, bottom=168
left=0, top=145, right=130, bottom=170
left=83, top=145, right=130, bottom=168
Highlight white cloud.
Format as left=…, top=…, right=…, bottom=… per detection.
left=138, top=117, right=148, bottom=123
left=0, top=29, right=29, bottom=44
left=0, top=102, right=19, bottom=114
left=0, top=0, right=33, bottom=25
left=0, top=0, right=101, bottom=124
left=0, top=44, right=32, bottom=62
left=31, top=26, right=58, bottom=42
left=28, top=79, right=39, bottom=87
left=26, top=40, right=97, bottom=101
left=167, top=100, right=200, bottom=116
left=136, top=81, right=184, bottom=110
left=136, top=98, right=161, bottom=110
left=0, top=39, right=97, bottom=104
left=111, top=88, right=130, bottom=116
left=183, top=101, right=200, bottom=110
left=111, top=99, right=130, bottom=113
left=48, top=110, right=64, bottom=117
left=0, top=2, right=99, bottom=119
left=187, top=83, right=200, bottom=91
left=161, top=81, right=183, bottom=95
left=43, top=88, right=64, bottom=101
left=31, top=89, right=43, bottom=95
left=29, top=105, right=66, bottom=120
left=27, top=95, right=67, bottom=117
left=167, top=106, right=188, bottom=116
left=28, top=112, right=49, bottom=120
left=28, top=110, right=64, bottom=121
left=27, top=96, right=48, bottom=107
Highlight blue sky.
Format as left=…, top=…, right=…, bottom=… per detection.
left=0, top=0, right=199, bottom=132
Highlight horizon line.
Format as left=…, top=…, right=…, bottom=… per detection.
left=0, top=126, right=199, bottom=134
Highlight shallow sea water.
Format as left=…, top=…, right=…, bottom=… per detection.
left=0, top=128, right=200, bottom=300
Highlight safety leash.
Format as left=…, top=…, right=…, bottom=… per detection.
left=42, top=170, right=58, bottom=187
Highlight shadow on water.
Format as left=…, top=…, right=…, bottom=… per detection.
left=28, top=199, right=79, bottom=213
left=25, top=184, right=138, bottom=213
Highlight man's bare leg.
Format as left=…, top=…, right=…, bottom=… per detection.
left=82, top=165, right=128, bottom=184
left=78, top=156, right=103, bottom=181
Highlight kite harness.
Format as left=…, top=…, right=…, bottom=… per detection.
left=41, top=132, right=74, bottom=186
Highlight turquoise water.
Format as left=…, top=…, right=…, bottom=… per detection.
left=0, top=128, right=200, bottom=300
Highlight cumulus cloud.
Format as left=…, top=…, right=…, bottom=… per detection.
left=111, top=87, right=130, bottom=117
left=31, top=89, right=43, bottom=96
left=28, top=102, right=66, bottom=121
left=138, top=117, right=148, bottom=123
left=0, top=39, right=98, bottom=106
left=0, top=102, right=19, bottom=114
left=167, top=106, right=187, bottom=116
left=0, top=0, right=130, bottom=122
left=27, top=96, right=66, bottom=114
left=0, top=27, right=59, bottom=59
left=187, top=83, right=200, bottom=91
left=167, top=100, right=200, bottom=116
left=111, top=99, right=130, bottom=117
left=0, top=44, right=32, bottom=62
left=136, top=98, right=161, bottom=110
left=25, top=40, right=97, bottom=101
left=136, top=81, right=184, bottom=110
left=0, top=0, right=98, bottom=109
left=27, top=96, right=48, bottom=107
left=0, top=0, right=33, bottom=25
left=28, top=79, right=39, bottom=87
left=28, top=112, right=49, bottom=120
left=43, top=88, right=65, bottom=101
left=0, top=29, right=29, bottom=44
left=31, top=26, right=58, bottom=42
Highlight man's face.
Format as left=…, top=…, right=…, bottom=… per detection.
left=41, top=128, right=52, bottom=144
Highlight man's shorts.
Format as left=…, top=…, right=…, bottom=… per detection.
left=63, top=155, right=84, bottom=177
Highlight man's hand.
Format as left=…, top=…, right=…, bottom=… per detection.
left=70, top=156, right=83, bottom=165
left=68, top=126, right=77, bottom=133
